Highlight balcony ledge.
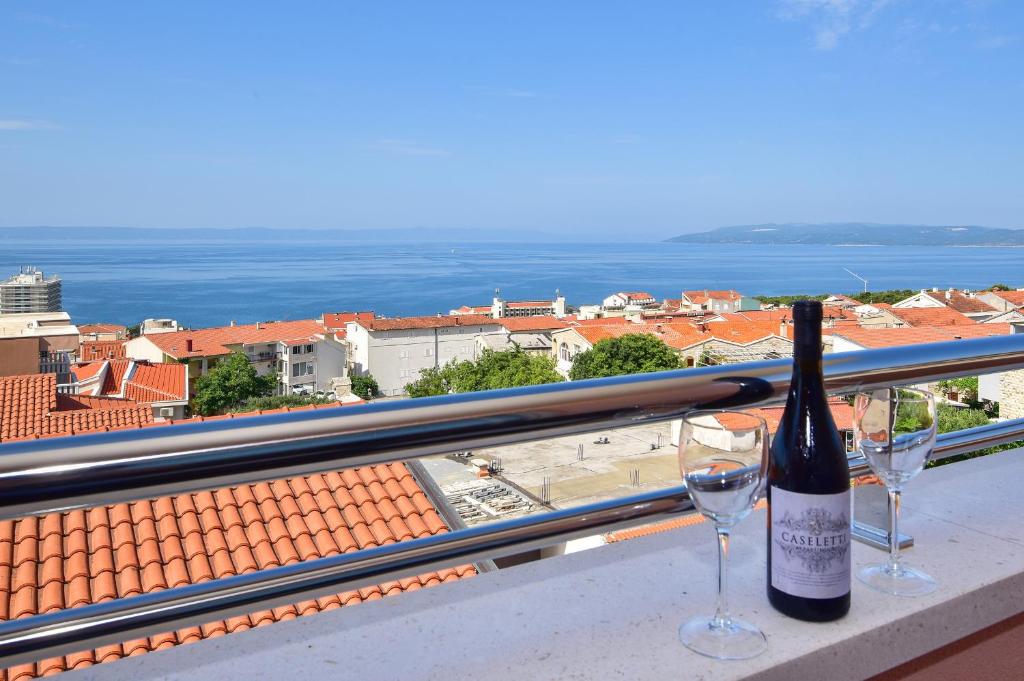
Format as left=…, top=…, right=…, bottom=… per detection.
left=69, top=448, right=1024, bottom=680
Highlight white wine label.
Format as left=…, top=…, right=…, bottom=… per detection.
left=770, top=486, right=851, bottom=599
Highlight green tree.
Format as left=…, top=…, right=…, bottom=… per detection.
left=569, top=333, right=681, bottom=380
left=350, top=374, right=380, bottom=400
left=230, top=393, right=332, bottom=413
left=989, top=283, right=1012, bottom=291
left=405, top=347, right=563, bottom=397
left=192, top=352, right=276, bottom=415
left=936, top=376, right=979, bottom=405
left=928, top=404, right=1023, bottom=468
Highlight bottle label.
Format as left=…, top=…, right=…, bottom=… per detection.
left=770, top=486, right=851, bottom=599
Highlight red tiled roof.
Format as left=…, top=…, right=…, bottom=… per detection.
left=79, top=341, right=126, bottom=361
left=78, top=324, right=126, bottom=335
left=495, top=316, right=569, bottom=332
left=988, top=290, right=1024, bottom=307
left=142, top=320, right=326, bottom=359
left=506, top=300, right=553, bottom=308
left=360, top=315, right=499, bottom=332
left=920, top=291, right=997, bottom=314
left=0, top=381, right=473, bottom=679
left=452, top=305, right=492, bottom=314
left=834, top=324, right=1011, bottom=349
left=125, top=362, right=187, bottom=402
left=321, top=312, right=375, bottom=330
left=607, top=500, right=767, bottom=543
left=101, top=359, right=130, bottom=395
left=684, top=290, right=742, bottom=302
left=0, top=374, right=154, bottom=443
left=698, top=320, right=793, bottom=344
left=69, top=362, right=105, bottom=383
left=715, top=399, right=854, bottom=432
left=55, top=393, right=141, bottom=412
left=0, top=462, right=474, bottom=681
left=570, top=317, right=635, bottom=326
left=888, top=307, right=976, bottom=327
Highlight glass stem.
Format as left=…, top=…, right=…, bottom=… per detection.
left=713, top=526, right=732, bottom=628
left=887, top=488, right=901, bottom=573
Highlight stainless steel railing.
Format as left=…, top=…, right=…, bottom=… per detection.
left=0, top=334, right=1023, bottom=666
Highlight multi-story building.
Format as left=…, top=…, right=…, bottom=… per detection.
left=124, top=319, right=346, bottom=397
left=346, top=315, right=506, bottom=396
left=0, top=311, right=80, bottom=381
left=681, top=290, right=761, bottom=313
left=601, top=291, right=658, bottom=309
left=451, top=291, right=567, bottom=318
left=0, top=267, right=62, bottom=314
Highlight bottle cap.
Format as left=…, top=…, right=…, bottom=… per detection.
left=792, top=299, right=823, bottom=322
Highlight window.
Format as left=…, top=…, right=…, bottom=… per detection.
left=292, top=346, right=301, bottom=355
left=304, top=344, right=313, bottom=354
left=291, top=362, right=314, bottom=377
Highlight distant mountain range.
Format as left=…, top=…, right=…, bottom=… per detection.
left=0, top=226, right=560, bottom=243
left=665, top=223, right=1024, bottom=246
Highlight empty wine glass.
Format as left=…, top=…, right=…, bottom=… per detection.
left=677, top=410, right=769, bottom=660
left=853, top=387, right=937, bottom=597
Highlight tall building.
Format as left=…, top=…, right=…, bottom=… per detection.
left=0, top=266, right=62, bottom=313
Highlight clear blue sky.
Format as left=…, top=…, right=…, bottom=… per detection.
left=1, top=1, right=1021, bottom=238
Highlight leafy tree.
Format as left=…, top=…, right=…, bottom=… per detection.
left=405, top=365, right=453, bottom=398
left=405, top=347, right=563, bottom=397
left=989, top=283, right=1012, bottom=291
left=755, top=289, right=918, bottom=307
left=230, top=393, right=332, bottom=413
left=936, top=376, right=979, bottom=404
left=350, top=374, right=380, bottom=400
left=928, top=404, right=1022, bottom=468
left=569, top=333, right=680, bottom=380
left=192, top=352, right=276, bottom=415
left=125, top=323, right=141, bottom=338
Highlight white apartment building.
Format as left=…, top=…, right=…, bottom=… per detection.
left=0, top=267, right=62, bottom=314
left=346, top=315, right=506, bottom=396
left=141, top=318, right=181, bottom=335
left=451, top=291, right=568, bottom=318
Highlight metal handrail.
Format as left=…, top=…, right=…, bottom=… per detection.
left=1, top=334, right=1023, bottom=521
left=0, top=335, right=1022, bottom=666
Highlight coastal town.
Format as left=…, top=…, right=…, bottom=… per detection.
left=1, top=264, right=1023, bottom=677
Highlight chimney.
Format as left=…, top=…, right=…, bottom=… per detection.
left=256, top=322, right=262, bottom=330
left=230, top=320, right=236, bottom=326
left=931, top=287, right=938, bottom=293
left=946, top=288, right=953, bottom=300
left=185, top=339, right=194, bottom=352
left=780, top=320, right=788, bottom=337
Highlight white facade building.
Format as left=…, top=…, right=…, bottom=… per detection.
left=346, top=315, right=506, bottom=396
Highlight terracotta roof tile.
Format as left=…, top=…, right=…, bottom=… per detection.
left=139, top=319, right=326, bottom=359
left=360, top=314, right=499, bottom=332
left=835, top=324, right=1011, bottom=349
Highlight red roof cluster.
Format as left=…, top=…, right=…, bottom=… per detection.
left=0, top=378, right=473, bottom=679
left=358, top=314, right=499, bottom=332
left=835, top=324, right=1011, bottom=349
left=988, top=290, right=1024, bottom=307
left=79, top=341, right=127, bottom=361
left=141, top=320, right=325, bottom=359
left=0, top=374, right=154, bottom=443
left=887, top=306, right=976, bottom=327
left=78, top=323, right=127, bottom=336
left=321, top=311, right=375, bottom=331
left=919, top=290, right=997, bottom=314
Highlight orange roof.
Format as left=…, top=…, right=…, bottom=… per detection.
left=78, top=323, right=126, bottom=335
left=101, top=359, right=130, bottom=394
left=125, top=362, right=187, bottom=402
left=0, top=382, right=473, bottom=679
left=835, top=324, right=1011, bottom=349
left=143, top=320, right=326, bottom=359
left=321, top=311, right=375, bottom=330
left=0, top=374, right=154, bottom=443
left=55, top=393, right=142, bottom=411
left=506, top=300, right=553, bottom=308
left=988, top=290, right=1024, bottom=307
left=888, top=307, right=976, bottom=327
left=606, top=499, right=767, bottom=542
left=920, top=290, right=997, bottom=314
left=698, top=320, right=793, bottom=344
left=360, top=314, right=499, bottom=331
left=568, top=323, right=708, bottom=351
left=570, top=317, right=635, bottom=326
left=715, top=399, right=854, bottom=432
left=452, top=305, right=492, bottom=314
left=684, top=290, right=742, bottom=302
left=0, top=462, right=474, bottom=681
left=495, top=316, right=569, bottom=332
left=616, top=291, right=654, bottom=300
left=69, top=361, right=106, bottom=383
left=79, top=341, right=126, bottom=361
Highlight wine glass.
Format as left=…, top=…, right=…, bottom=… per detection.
left=677, top=410, right=769, bottom=660
left=853, top=387, right=937, bottom=597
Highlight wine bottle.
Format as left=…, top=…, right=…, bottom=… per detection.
left=767, top=300, right=851, bottom=621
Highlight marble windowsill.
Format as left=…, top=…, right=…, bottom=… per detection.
left=70, top=448, right=1024, bottom=681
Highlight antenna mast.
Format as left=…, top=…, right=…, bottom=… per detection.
left=843, top=268, right=869, bottom=293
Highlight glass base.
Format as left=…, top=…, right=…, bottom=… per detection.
left=679, top=615, right=767, bottom=660
left=858, top=562, right=937, bottom=597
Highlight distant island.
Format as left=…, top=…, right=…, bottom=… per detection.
left=665, top=223, right=1024, bottom=247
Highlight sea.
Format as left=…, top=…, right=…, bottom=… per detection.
left=0, top=238, right=1020, bottom=328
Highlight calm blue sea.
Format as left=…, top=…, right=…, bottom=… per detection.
left=0, top=239, right=1020, bottom=328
